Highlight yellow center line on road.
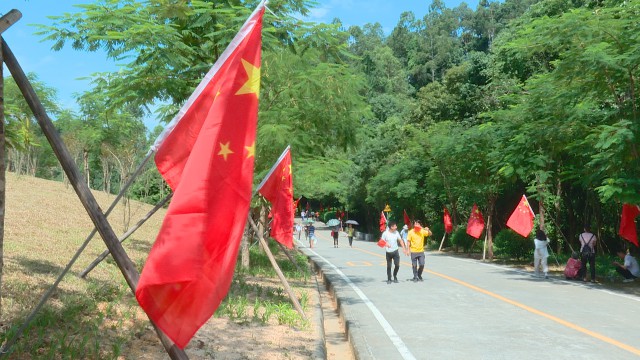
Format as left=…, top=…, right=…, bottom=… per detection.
left=352, top=246, right=640, bottom=357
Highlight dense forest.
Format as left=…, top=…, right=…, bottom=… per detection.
left=4, top=0, right=639, bottom=258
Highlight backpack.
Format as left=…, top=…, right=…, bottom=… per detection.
left=581, top=234, right=595, bottom=257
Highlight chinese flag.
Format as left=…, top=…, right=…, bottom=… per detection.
left=444, top=208, right=453, bottom=234
left=257, top=147, right=294, bottom=248
left=619, top=204, right=640, bottom=246
left=379, top=211, right=387, bottom=232
left=506, top=195, right=535, bottom=237
left=293, top=196, right=302, bottom=213
left=466, top=204, right=485, bottom=239
left=135, top=4, right=265, bottom=349
left=403, top=209, right=411, bottom=227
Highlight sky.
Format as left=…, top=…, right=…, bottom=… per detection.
left=2, top=0, right=478, bottom=129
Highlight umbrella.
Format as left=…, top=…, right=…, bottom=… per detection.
left=304, top=219, right=314, bottom=224
left=345, top=220, right=359, bottom=225
left=326, top=219, right=341, bottom=227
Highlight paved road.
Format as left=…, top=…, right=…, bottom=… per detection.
left=295, top=221, right=640, bottom=360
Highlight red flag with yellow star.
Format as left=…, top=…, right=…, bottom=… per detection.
left=257, top=147, right=294, bottom=248
left=136, top=3, right=264, bottom=349
left=466, top=204, right=485, bottom=239
left=506, top=195, right=535, bottom=237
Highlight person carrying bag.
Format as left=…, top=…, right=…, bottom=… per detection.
left=578, top=226, right=597, bottom=282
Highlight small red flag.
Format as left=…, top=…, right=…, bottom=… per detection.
left=506, top=195, right=535, bottom=237
left=257, top=147, right=294, bottom=249
left=293, top=196, right=302, bottom=212
left=443, top=208, right=453, bottom=234
left=136, top=4, right=265, bottom=349
left=619, top=204, right=640, bottom=246
left=466, top=204, right=485, bottom=239
left=403, top=209, right=411, bottom=227
left=379, top=211, right=387, bottom=232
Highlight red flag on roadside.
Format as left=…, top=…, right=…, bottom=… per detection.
left=466, top=204, right=485, bottom=239
left=293, top=196, right=302, bottom=212
left=506, top=195, right=535, bottom=237
left=619, top=204, right=640, bottom=246
left=403, top=209, right=411, bottom=227
left=444, top=208, right=453, bottom=234
left=135, top=3, right=265, bottom=349
left=379, top=211, right=387, bottom=232
left=257, top=147, right=294, bottom=249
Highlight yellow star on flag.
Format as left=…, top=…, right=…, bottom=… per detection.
left=235, top=59, right=261, bottom=98
left=245, top=142, right=255, bottom=158
left=218, top=142, right=234, bottom=161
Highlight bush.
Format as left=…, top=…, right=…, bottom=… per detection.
left=428, top=222, right=445, bottom=250
left=493, top=229, right=532, bottom=260
left=323, top=211, right=336, bottom=223
left=450, top=226, right=476, bottom=253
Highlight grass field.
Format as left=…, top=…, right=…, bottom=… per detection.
left=0, top=172, right=315, bottom=359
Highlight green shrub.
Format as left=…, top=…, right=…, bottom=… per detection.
left=323, top=211, right=337, bottom=223
left=450, top=225, right=476, bottom=253
left=494, top=229, right=532, bottom=260
left=428, top=222, right=445, bottom=250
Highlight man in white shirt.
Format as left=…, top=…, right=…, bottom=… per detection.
left=613, top=249, right=640, bottom=283
left=381, top=221, right=407, bottom=284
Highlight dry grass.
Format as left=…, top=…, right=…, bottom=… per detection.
left=0, top=172, right=317, bottom=359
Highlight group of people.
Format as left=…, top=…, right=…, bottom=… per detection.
left=380, top=220, right=432, bottom=284
left=295, top=221, right=357, bottom=249
left=532, top=226, right=639, bottom=283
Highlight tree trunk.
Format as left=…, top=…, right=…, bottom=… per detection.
left=83, top=149, right=90, bottom=188
left=486, top=199, right=495, bottom=260
left=0, top=47, right=5, bottom=313
left=258, top=205, right=266, bottom=252
left=555, top=178, right=563, bottom=253
left=240, top=221, right=250, bottom=269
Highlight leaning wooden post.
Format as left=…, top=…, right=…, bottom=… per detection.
left=1, top=39, right=188, bottom=360
left=247, top=216, right=306, bottom=319
left=79, top=193, right=173, bottom=278
left=438, top=233, right=446, bottom=252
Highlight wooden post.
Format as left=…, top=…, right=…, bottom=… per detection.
left=438, top=233, right=446, bottom=252
left=247, top=217, right=306, bottom=319
left=0, top=29, right=4, bottom=314
left=258, top=205, right=266, bottom=251
left=0, top=10, right=21, bottom=35
left=1, top=39, right=188, bottom=359
left=79, top=193, right=173, bottom=278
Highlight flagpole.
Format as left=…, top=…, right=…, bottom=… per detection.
left=438, top=233, right=446, bottom=252
left=254, top=145, right=290, bottom=195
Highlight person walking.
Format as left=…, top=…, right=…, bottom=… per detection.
left=579, top=226, right=597, bottom=282
left=400, top=225, right=409, bottom=256
left=308, top=224, right=316, bottom=248
left=381, top=221, right=406, bottom=284
left=347, top=224, right=355, bottom=247
left=407, top=220, right=432, bottom=282
left=613, top=249, right=640, bottom=283
left=331, top=226, right=340, bottom=248
left=533, top=229, right=550, bottom=279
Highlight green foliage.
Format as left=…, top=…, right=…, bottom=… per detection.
left=450, top=226, right=476, bottom=253
left=494, top=229, right=532, bottom=261
left=323, top=211, right=337, bottom=223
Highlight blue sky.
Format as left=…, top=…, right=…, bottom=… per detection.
left=2, top=0, right=477, bottom=128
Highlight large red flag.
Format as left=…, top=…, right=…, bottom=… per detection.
left=136, top=4, right=265, bottom=349
left=506, top=195, right=535, bottom=237
left=257, top=147, right=294, bottom=248
left=619, top=204, right=640, bottom=246
left=443, top=208, right=453, bottom=234
left=466, top=204, right=485, bottom=239
left=403, top=209, right=411, bottom=227
left=379, top=211, right=387, bottom=232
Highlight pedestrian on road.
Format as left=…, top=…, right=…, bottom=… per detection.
left=308, top=224, right=316, bottom=248
left=400, top=225, right=409, bottom=255
left=579, top=226, right=597, bottom=282
left=533, top=229, right=550, bottom=279
left=332, top=226, right=340, bottom=248
left=295, top=223, right=302, bottom=241
left=301, top=210, right=306, bottom=222
left=407, top=220, right=432, bottom=282
left=347, top=224, right=355, bottom=247
left=613, top=249, right=640, bottom=283
left=381, top=221, right=406, bottom=284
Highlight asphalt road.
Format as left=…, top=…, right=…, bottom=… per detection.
left=295, top=221, right=640, bottom=360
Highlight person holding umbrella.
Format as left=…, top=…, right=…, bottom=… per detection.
left=345, top=219, right=359, bottom=247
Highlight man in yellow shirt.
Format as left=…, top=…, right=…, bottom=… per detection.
left=407, top=220, right=432, bottom=282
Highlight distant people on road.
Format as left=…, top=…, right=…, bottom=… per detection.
left=308, top=224, right=316, bottom=248
left=579, top=226, right=597, bottom=282
left=301, top=210, right=306, bottom=222
left=381, top=221, right=406, bottom=284
left=533, top=229, right=550, bottom=279
left=331, top=226, right=340, bottom=248
left=295, top=223, right=302, bottom=241
left=400, top=225, right=409, bottom=255
left=613, top=249, right=639, bottom=283
left=564, top=252, right=582, bottom=280
left=347, top=224, right=355, bottom=247
left=407, top=220, right=432, bottom=282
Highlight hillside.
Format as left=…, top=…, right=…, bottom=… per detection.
left=0, top=172, right=317, bottom=359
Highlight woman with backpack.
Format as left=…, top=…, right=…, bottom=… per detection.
left=579, top=226, right=597, bottom=282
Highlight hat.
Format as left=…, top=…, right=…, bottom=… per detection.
left=402, top=225, right=408, bottom=230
